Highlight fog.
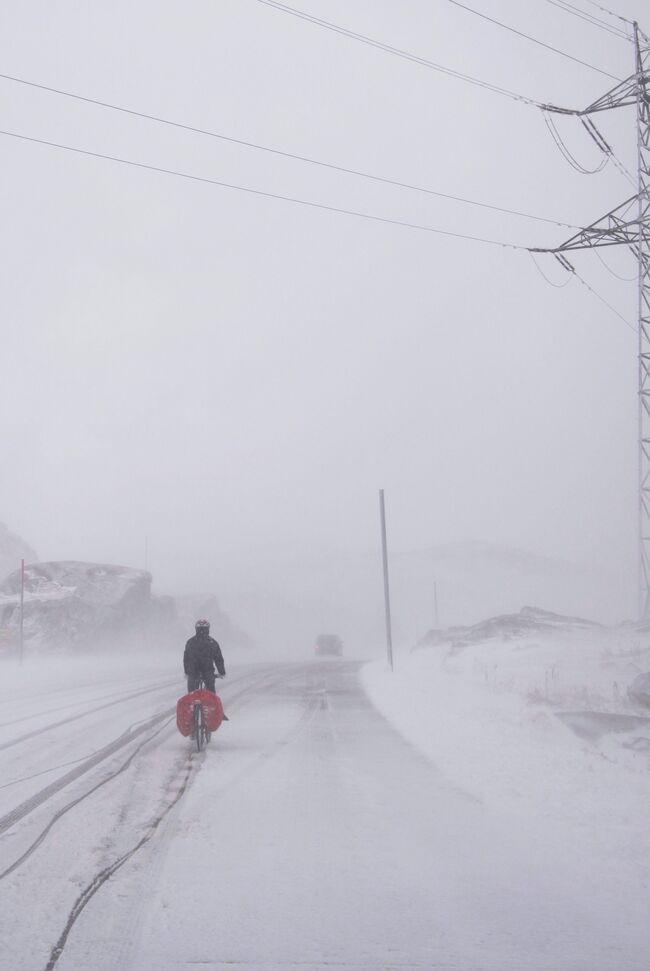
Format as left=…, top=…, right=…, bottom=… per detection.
left=0, top=1, right=646, bottom=651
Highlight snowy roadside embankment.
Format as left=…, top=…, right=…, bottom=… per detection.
left=362, top=614, right=650, bottom=878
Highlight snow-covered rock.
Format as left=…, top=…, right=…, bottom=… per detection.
left=0, top=522, right=37, bottom=583
left=416, top=605, right=601, bottom=652
left=0, top=561, right=181, bottom=653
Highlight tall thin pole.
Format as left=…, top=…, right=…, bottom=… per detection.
left=434, top=580, right=439, bottom=629
left=637, top=20, right=644, bottom=618
left=19, top=558, right=24, bottom=664
left=379, top=489, right=394, bottom=671
left=635, top=22, right=650, bottom=617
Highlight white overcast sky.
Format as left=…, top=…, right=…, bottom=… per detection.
left=0, top=0, right=647, bottom=612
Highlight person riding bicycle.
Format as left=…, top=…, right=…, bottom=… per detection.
left=183, top=619, right=226, bottom=693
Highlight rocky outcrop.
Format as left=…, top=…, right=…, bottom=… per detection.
left=0, top=561, right=182, bottom=653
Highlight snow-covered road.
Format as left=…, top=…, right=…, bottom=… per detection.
left=1, top=658, right=647, bottom=970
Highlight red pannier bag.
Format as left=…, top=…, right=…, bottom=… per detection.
left=176, top=689, right=225, bottom=737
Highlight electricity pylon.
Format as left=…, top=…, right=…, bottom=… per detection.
left=530, top=23, right=650, bottom=617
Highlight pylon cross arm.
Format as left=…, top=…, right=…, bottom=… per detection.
left=529, top=196, right=640, bottom=255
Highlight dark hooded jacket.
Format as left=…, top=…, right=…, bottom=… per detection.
left=183, top=633, right=226, bottom=678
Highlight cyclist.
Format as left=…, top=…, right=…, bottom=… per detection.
left=183, top=619, right=226, bottom=693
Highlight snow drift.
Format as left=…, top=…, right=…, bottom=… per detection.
left=363, top=605, right=650, bottom=929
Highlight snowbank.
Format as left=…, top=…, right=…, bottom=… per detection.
left=363, top=613, right=650, bottom=879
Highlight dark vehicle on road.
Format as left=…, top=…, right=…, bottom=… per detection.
left=314, top=634, right=343, bottom=657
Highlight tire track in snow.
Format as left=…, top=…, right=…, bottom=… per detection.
left=0, top=668, right=277, bottom=836
left=40, top=664, right=323, bottom=970
left=0, top=678, right=179, bottom=752
left=0, top=716, right=175, bottom=881
left=44, top=756, right=196, bottom=971
left=0, top=708, right=175, bottom=841
left=0, top=666, right=305, bottom=883
left=0, top=668, right=269, bottom=790
left=0, top=675, right=175, bottom=730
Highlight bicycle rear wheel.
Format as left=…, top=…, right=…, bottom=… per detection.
left=193, top=703, right=204, bottom=752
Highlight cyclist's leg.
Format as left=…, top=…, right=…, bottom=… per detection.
left=187, top=673, right=200, bottom=692
left=200, top=661, right=216, bottom=693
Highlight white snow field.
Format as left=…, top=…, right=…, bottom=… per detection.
left=0, top=646, right=648, bottom=970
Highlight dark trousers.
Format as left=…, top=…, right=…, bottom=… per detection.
left=187, top=667, right=215, bottom=693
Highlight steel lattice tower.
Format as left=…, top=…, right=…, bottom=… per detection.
left=531, top=24, right=650, bottom=616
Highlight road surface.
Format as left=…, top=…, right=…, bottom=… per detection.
left=0, top=660, right=646, bottom=970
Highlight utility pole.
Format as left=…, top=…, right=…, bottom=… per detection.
left=434, top=579, right=439, bottom=629
left=379, top=489, right=394, bottom=671
left=531, top=23, right=650, bottom=616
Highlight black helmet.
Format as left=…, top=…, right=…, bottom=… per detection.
left=195, top=619, right=210, bottom=634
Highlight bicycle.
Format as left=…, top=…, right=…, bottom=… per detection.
left=192, top=673, right=224, bottom=752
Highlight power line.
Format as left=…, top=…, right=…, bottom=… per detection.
left=544, top=0, right=630, bottom=39
left=0, top=73, right=578, bottom=229
left=544, top=111, right=609, bottom=172
left=445, top=0, right=621, bottom=79
left=0, top=128, right=528, bottom=249
left=542, top=109, right=635, bottom=189
left=529, top=250, right=572, bottom=286
left=581, top=115, right=637, bottom=185
left=571, top=263, right=635, bottom=331
left=253, top=0, right=544, bottom=107
left=594, top=247, right=637, bottom=281
left=532, top=252, right=635, bottom=330
left=580, top=0, right=635, bottom=27
left=254, top=0, right=635, bottom=192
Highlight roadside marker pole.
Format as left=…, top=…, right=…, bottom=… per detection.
left=19, top=558, right=25, bottom=665
left=434, top=579, right=439, bottom=629
left=379, top=489, right=394, bottom=672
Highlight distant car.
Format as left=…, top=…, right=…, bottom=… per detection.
left=314, top=634, right=343, bottom=657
